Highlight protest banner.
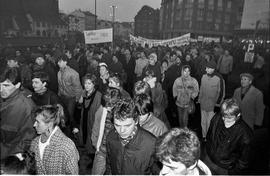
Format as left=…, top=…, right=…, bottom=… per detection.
left=130, top=33, right=190, bottom=47
left=84, top=28, right=113, bottom=44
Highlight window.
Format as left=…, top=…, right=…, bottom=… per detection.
left=227, top=0, right=232, bottom=8
left=36, top=30, right=40, bottom=36
left=225, top=14, right=230, bottom=24
left=208, top=0, right=214, bottom=10
left=214, top=23, right=219, bottom=31
left=175, top=11, right=182, bottom=21
left=197, top=8, right=204, bottom=20
left=185, top=0, right=194, bottom=8
left=207, top=11, right=213, bottom=21
left=184, top=9, right=193, bottom=20
left=226, top=0, right=232, bottom=11
left=42, top=30, right=46, bottom=37
left=216, top=13, right=222, bottom=23
left=177, top=0, right=183, bottom=9
left=217, top=0, right=222, bottom=10
left=178, top=0, right=183, bottom=5
left=198, top=0, right=205, bottom=8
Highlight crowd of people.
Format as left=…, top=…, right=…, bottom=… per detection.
left=0, top=41, right=269, bottom=175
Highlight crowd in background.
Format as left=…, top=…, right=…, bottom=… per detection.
left=0, top=40, right=269, bottom=175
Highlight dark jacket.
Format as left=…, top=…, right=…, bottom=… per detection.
left=206, top=113, right=253, bottom=174
left=31, top=89, right=61, bottom=106
left=0, top=89, right=36, bottom=159
left=106, top=126, right=158, bottom=175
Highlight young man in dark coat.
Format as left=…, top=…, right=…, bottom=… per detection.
left=106, top=98, right=158, bottom=175
left=0, top=68, right=36, bottom=159
left=204, top=98, right=253, bottom=175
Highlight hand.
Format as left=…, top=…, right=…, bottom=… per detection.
left=78, top=96, right=83, bottom=104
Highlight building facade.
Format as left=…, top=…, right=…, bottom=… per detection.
left=234, top=0, right=270, bottom=42
left=97, top=19, right=134, bottom=41
left=134, top=5, right=159, bottom=39
left=159, top=0, right=244, bottom=39
left=0, top=0, right=68, bottom=38
left=68, top=9, right=97, bottom=32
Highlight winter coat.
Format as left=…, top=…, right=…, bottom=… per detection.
left=0, top=89, right=36, bottom=159
left=139, top=112, right=168, bottom=137
left=206, top=113, right=253, bottom=174
left=106, top=126, right=158, bottom=175
left=30, top=127, right=79, bottom=175
left=173, top=75, right=199, bottom=107
left=199, top=74, right=220, bottom=111
left=233, top=85, right=265, bottom=129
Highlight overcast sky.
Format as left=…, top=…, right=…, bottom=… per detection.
left=59, top=0, right=161, bottom=22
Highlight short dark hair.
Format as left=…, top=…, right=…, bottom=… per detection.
left=182, top=65, right=191, bottom=72
left=133, top=80, right=151, bottom=97
left=82, top=73, right=98, bottom=88
left=0, top=68, right=21, bottom=85
left=134, top=93, right=153, bottom=115
left=56, top=54, right=69, bottom=62
left=6, top=55, right=18, bottom=62
left=156, top=128, right=201, bottom=168
left=32, top=72, right=50, bottom=86
left=0, top=151, right=35, bottom=174
left=161, top=59, right=168, bottom=65
left=111, top=98, right=137, bottom=121
left=102, top=87, right=122, bottom=107
left=109, top=72, right=123, bottom=87
left=145, top=69, right=156, bottom=78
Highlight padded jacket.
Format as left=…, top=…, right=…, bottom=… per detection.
left=106, top=126, right=158, bottom=175
left=206, top=113, right=253, bottom=174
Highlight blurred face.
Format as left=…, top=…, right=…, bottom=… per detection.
left=84, top=79, right=95, bottom=92
left=33, top=114, right=50, bottom=135
left=160, top=159, right=188, bottom=176
left=125, top=50, right=130, bottom=57
left=205, top=67, right=214, bottom=74
left=99, top=66, right=108, bottom=76
left=241, top=76, right=252, bottom=88
left=114, top=118, right=137, bottom=139
left=0, top=80, right=19, bottom=99
left=185, top=55, right=191, bottom=61
left=35, top=57, right=45, bottom=66
left=15, top=50, right=21, bottom=57
left=222, top=113, right=236, bottom=128
left=141, top=52, right=146, bottom=59
left=65, top=51, right=72, bottom=59
left=109, top=77, right=119, bottom=89
left=182, top=68, right=191, bottom=78
left=224, top=50, right=229, bottom=55
left=112, top=56, right=118, bottom=63
left=170, top=54, right=177, bottom=62
left=148, top=55, right=156, bottom=65
left=32, top=78, right=46, bottom=93
left=7, top=60, right=18, bottom=68
left=161, top=62, right=168, bottom=71
left=57, top=60, right=66, bottom=68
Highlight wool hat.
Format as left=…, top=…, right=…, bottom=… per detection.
left=240, top=73, right=254, bottom=81
left=205, top=60, right=217, bottom=69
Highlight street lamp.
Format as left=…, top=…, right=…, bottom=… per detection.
left=110, top=5, right=116, bottom=51
left=95, top=0, right=97, bottom=29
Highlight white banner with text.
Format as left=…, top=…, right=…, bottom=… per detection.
left=84, top=28, right=113, bottom=44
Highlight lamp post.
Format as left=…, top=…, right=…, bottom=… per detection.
left=110, top=5, right=116, bottom=51
left=95, top=0, right=97, bottom=29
